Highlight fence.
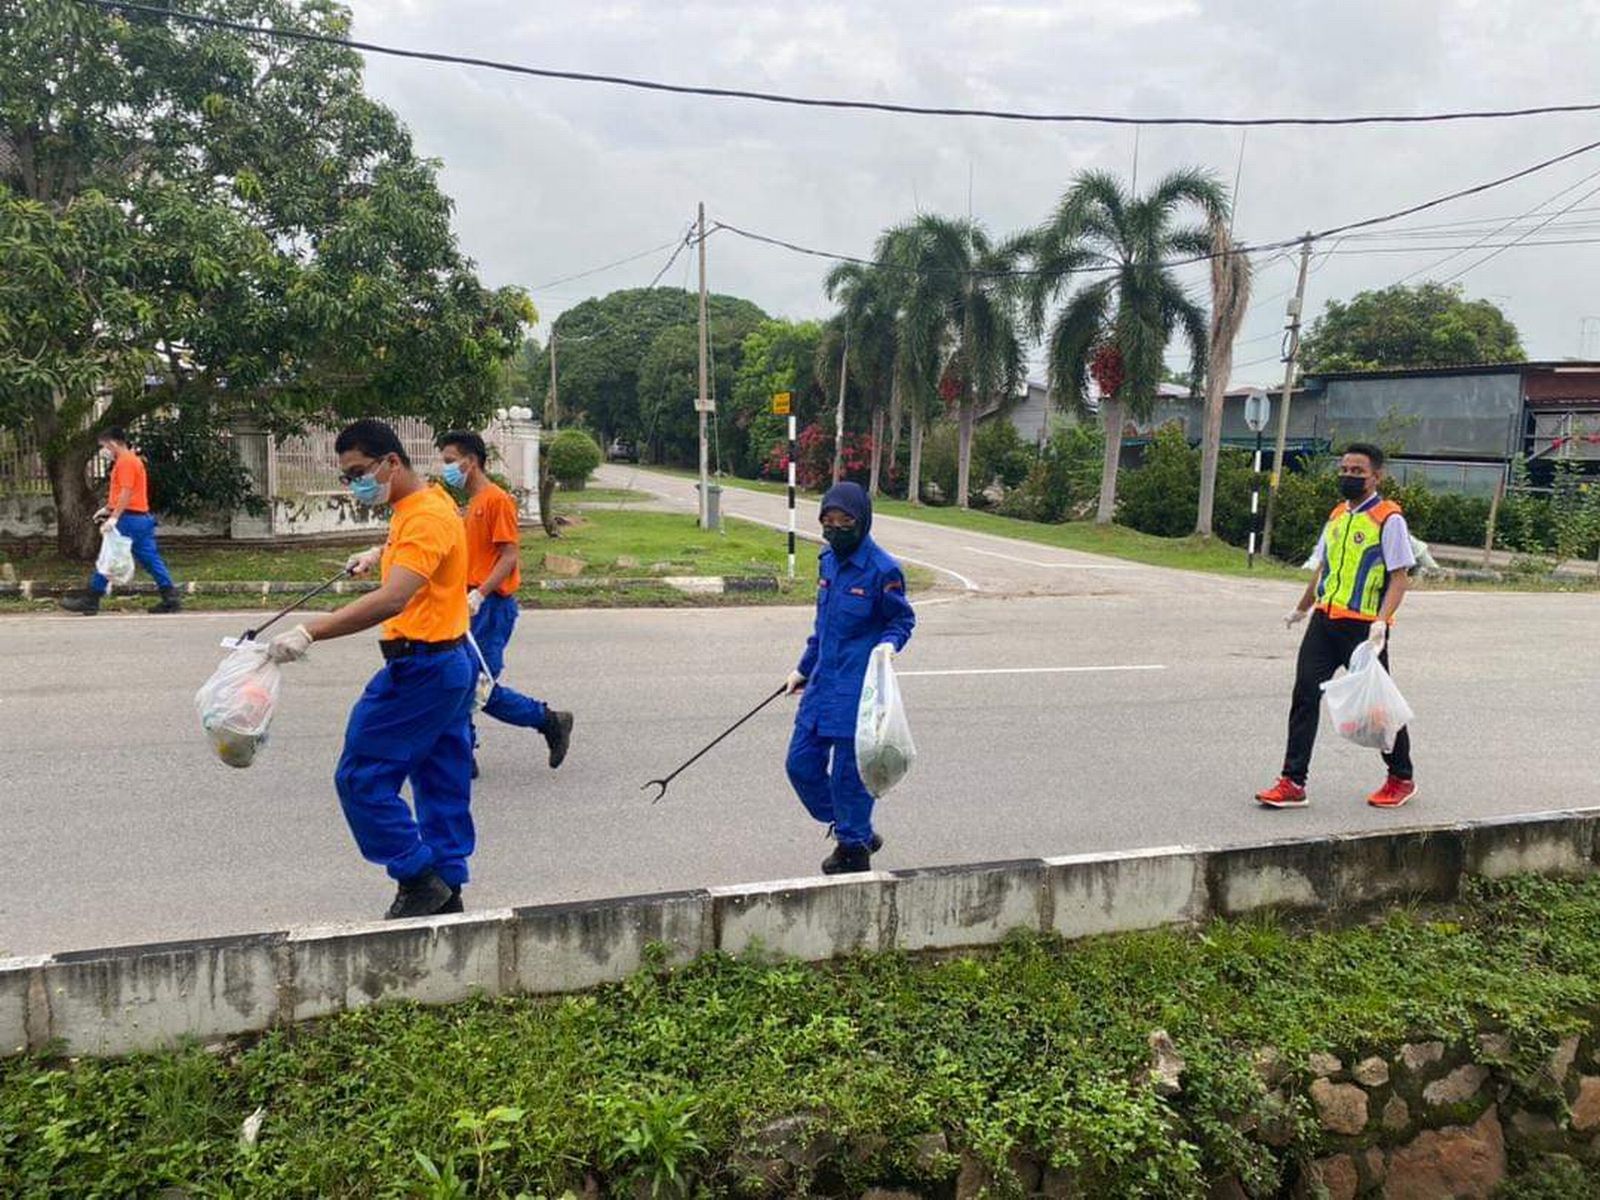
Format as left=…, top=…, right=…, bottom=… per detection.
left=0, top=427, right=108, bottom=497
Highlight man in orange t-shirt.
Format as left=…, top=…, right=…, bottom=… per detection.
left=437, top=431, right=573, bottom=774
left=59, top=427, right=182, bottom=615
left=264, top=419, right=476, bottom=920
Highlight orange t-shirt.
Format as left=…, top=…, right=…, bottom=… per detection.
left=465, top=483, right=523, bottom=597
left=107, top=451, right=150, bottom=514
left=380, top=484, right=469, bottom=643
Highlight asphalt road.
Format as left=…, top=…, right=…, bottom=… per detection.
left=2, top=471, right=1597, bottom=955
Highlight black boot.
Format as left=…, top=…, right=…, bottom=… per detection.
left=824, top=823, right=883, bottom=854
left=149, top=586, right=182, bottom=614
left=542, top=711, right=574, bottom=769
left=58, top=591, right=101, bottom=615
left=439, top=887, right=464, bottom=915
left=821, top=842, right=873, bottom=875
left=384, top=870, right=453, bottom=919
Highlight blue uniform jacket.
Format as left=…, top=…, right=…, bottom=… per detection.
left=795, top=533, right=916, bottom=739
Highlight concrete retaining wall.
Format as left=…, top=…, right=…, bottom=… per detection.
left=5, top=809, right=1598, bottom=1058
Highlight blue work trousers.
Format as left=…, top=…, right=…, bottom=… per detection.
left=470, top=592, right=549, bottom=735
left=334, top=647, right=476, bottom=887
left=90, top=513, right=174, bottom=594
left=786, top=719, right=875, bottom=848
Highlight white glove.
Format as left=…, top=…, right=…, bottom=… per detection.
left=1366, top=620, right=1388, bottom=648
left=467, top=589, right=485, bottom=616
left=345, top=546, right=382, bottom=577
left=1285, top=609, right=1308, bottom=630
left=266, top=624, right=314, bottom=664
left=93, top=507, right=112, bottom=525
left=784, top=670, right=807, bottom=696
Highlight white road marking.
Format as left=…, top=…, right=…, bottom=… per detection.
left=962, top=546, right=1143, bottom=569
left=898, top=664, right=1167, bottom=677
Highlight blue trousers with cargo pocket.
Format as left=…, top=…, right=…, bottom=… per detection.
left=334, top=646, right=476, bottom=887
left=785, top=719, right=875, bottom=849
left=470, top=592, right=549, bottom=736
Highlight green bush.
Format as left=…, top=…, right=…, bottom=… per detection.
left=1116, top=424, right=1200, bottom=537
left=998, top=423, right=1103, bottom=523
left=547, top=429, right=603, bottom=489
left=134, top=407, right=263, bottom=521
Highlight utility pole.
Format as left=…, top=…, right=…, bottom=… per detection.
left=1260, top=234, right=1313, bottom=560
left=696, top=202, right=711, bottom=529
left=832, top=313, right=848, bottom=484
left=546, top=329, right=559, bottom=431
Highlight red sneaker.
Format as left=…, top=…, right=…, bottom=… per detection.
left=1368, top=776, right=1418, bottom=809
left=1255, top=777, right=1308, bottom=808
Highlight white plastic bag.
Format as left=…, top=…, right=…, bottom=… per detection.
left=96, top=525, right=135, bottom=586
left=1320, top=641, right=1415, bottom=752
left=195, top=644, right=282, bottom=768
left=855, top=643, right=916, bottom=797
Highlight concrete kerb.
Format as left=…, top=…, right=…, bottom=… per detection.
left=5, top=808, right=1599, bottom=1058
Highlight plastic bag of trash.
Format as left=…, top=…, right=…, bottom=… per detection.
left=1320, top=640, right=1414, bottom=752
left=855, top=643, right=916, bottom=797
left=195, top=644, right=282, bottom=768
left=465, top=632, right=495, bottom=712
left=96, top=524, right=135, bottom=586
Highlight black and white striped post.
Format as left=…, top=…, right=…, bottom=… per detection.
left=774, top=392, right=796, bottom=579
left=1244, top=389, right=1272, bottom=569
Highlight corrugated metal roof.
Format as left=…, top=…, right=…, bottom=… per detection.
left=1306, top=360, right=1600, bottom=382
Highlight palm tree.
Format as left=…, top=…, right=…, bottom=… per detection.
left=1026, top=169, right=1228, bottom=523
left=876, top=215, right=1025, bottom=508
left=873, top=222, right=944, bottom=505
left=822, top=262, right=899, bottom=493
left=1196, top=218, right=1253, bottom=536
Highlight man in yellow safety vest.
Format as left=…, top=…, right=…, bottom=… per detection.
left=1256, top=442, right=1417, bottom=810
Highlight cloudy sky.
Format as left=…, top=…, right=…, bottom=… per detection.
left=346, top=0, right=1600, bottom=385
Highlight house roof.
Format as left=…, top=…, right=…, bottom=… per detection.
left=1306, top=360, right=1600, bottom=383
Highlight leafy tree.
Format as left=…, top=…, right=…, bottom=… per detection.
left=821, top=263, right=900, bottom=494
left=0, top=0, right=531, bottom=557
left=636, top=311, right=765, bottom=466
left=536, top=288, right=767, bottom=445
left=730, top=319, right=824, bottom=477
left=1300, top=282, right=1524, bottom=374
left=547, top=429, right=602, bottom=489
left=1025, top=169, right=1227, bottom=523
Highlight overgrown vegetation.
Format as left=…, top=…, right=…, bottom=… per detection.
left=6, top=874, right=1600, bottom=1197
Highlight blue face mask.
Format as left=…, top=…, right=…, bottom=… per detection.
left=441, top=461, right=467, bottom=490
left=348, top=461, right=391, bottom=507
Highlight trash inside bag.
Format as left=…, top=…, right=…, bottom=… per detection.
left=855, top=643, right=916, bottom=797
left=466, top=632, right=495, bottom=712
left=1320, top=641, right=1415, bottom=752
left=195, top=644, right=282, bottom=768
left=96, top=525, right=135, bottom=586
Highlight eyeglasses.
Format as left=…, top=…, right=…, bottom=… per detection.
left=339, top=459, right=386, bottom=486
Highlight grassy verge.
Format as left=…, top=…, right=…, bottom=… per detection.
left=0, top=509, right=812, bottom=591
left=5, top=874, right=1600, bottom=1197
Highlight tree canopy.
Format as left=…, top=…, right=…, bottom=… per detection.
left=0, top=0, right=532, bottom=554
left=1300, top=282, right=1524, bottom=375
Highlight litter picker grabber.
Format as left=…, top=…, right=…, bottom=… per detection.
left=641, top=684, right=787, bottom=803
left=220, top=567, right=353, bottom=649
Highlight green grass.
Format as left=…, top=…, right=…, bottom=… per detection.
left=5, top=873, right=1600, bottom=1197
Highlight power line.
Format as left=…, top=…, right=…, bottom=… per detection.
left=1439, top=178, right=1600, bottom=283
left=645, top=226, right=696, bottom=290
left=532, top=238, right=682, bottom=291
left=77, top=0, right=1600, bottom=131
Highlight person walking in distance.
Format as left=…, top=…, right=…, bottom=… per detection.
left=784, top=482, right=915, bottom=874
left=59, top=427, right=182, bottom=615
left=265, top=419, right=477, bottom=919
left=1257, top=443, right=1418, bottom=811
left=436, top=430, right=573, bottom=775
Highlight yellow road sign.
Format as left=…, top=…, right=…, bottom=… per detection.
left=771, top=391, right=792, bottom=415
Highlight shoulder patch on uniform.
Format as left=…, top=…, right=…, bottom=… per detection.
left=819, top=577, right=830, bottom=588
left=848, top=586, right=867, bottom=596
left=884, top=579, right=904, bottom=591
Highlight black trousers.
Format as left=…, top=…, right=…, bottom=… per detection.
left=1282, top=611, right=1413, bottom=785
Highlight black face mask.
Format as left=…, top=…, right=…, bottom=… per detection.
left=1337, top=474, right=1370, bottom=501
left=823, top=525, right=863, bottom=557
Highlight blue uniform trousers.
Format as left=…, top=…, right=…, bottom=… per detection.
left=334, top=647, right=476, bottom=887
left=470, top=592, right=549, bottom=736
left=90, top=513, right=174, bottom=594
left=786, top=718, right=875, bottom=848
